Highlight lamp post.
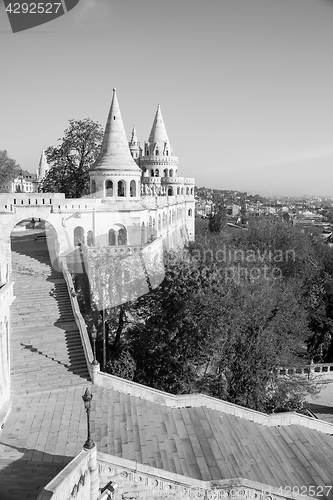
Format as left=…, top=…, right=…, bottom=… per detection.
left=82, top=387, right=95, bottom=450
left=91, top=325, right=98, bottom=365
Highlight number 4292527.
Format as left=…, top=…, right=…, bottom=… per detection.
left=5, top=3, right=62, bottom=14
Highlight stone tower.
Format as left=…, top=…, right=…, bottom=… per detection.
left=89, top=88, right=142, bottom=199
left=140, top=105, right=181, bottom=196
left=128, top=126, right=142, bottom=163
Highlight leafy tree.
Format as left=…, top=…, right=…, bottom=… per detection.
left=0, top=150, right=20, bottom=192
left=41, top=118, right=103, bottom=198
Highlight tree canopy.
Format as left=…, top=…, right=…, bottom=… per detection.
left=41, top=118, right=103, bottom=198
left=73, top=217, right=331, bottom=414
left=0, top=150, right=20, bottom=192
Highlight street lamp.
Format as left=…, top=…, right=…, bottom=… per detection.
left=91, top=325, right=98, bottom=365
left=82, top=387, right=95, bottom=450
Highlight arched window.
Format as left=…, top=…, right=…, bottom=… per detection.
left=91, top=180, right=96, bottom=194
left=186, top=187, right=189, bottom=195
left=155, top=169, right=159, bottom=177
left=74, top=226, right=84, bottom=246
left=181, top=188, right=184, bottom=195
left=151, top=169, right=155, bottom=177
left=118, top=227, right=127, bottom=245
left=118, top=180, right=125, bottom=197
left=156, top=149, right=159, bottom=155
left=167, top=187, right=173, bottom=196
left=87, top=230, right=94, bottom=247
left=191, top=187, right=193, bottom=195
left=130, top=180, right=136, bottom=197
left=109, top=229, right=116, bottom=246
left=177, top=187, right=180, bottom=195
left=146, top=149, right=149, bottom=155
left=166, top=150, right=168, bottom=156
left=169, top=169, right=173, bottom=177
left=164, top=168, right=168, bottom=177
left=188, top=209, right=192, bottom=216
left=106, top=180, right=113, bottom=197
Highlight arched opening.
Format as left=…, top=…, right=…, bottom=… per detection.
left=169, top=169, right=173, bottom=177
left=9, top=217, right=59, bottom=280
left=151, top=169, right=155, bottom=177
left=91, top=180, right=96, bottom=194
left=167, top=187, right=174, bottom=196
left=109, top=229, right=116, bottom=246
left=186, top=187, right=189, bottom=195
left=74, top=226, right=85, bottom=246
left=177, top=187, right=180, bottom=195
left=155, top=169, right=159, bottom=177
left=188, top=209, right=192, bottom=216
left=106, top=180, right=113, bottom=197
left=191, top=187, right=193, bottom=195
left=118, top=227, right=127, bottom=245
left=118, top=180, right=125, bottom=197
left=130, top=180, right=136, bottom=197
left=87, top=230, right=94, bottom=247
left=163, top=168, right=168, bottom=177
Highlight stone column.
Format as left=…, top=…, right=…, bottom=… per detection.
left=89, top=445, right=100, bottom=500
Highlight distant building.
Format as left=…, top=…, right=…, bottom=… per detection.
left=4, top=150, right=49, bottom=193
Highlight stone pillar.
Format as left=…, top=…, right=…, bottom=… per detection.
left=89, top=445, right=100, bottom=500
left=90, top=362, right=100, bottom=384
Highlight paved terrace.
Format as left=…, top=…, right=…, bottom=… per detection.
left=2, top=230, right=333, bottom=499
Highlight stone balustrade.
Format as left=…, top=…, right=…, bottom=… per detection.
left=36, top=447, right=99, bottom=500
left=279, top=363, right=333, bottom=378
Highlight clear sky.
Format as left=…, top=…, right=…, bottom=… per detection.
left=1, top=0, right=333, bottom=197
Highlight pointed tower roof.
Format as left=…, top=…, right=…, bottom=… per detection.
left=91, top=89, right=141, bottom=172
left=129, top=125, right=139, bottom=146
left=148, top=104, right=170, bottom=145
left=38, top=150, right=49, bottom=179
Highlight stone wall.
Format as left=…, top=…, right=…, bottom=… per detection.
left=0, top=282, right=14, bottom=410
left=97, top=452, right=312, bottom=500
left=37, top=447, right=99, bottom=500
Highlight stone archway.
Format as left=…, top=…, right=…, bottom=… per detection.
left=1, top=208, right=65, bottom=278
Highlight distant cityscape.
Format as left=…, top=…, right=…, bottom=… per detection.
left=195, top=186, right=333, bottom=244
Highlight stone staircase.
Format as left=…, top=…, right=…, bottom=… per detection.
left=10, top=248, right=90, bottom=394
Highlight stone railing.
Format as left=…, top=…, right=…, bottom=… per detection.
left=0, top=281, right=14, bottom=315
left=97, top=452, right=314, bottom=500
left=278, top=363, right=333, bottom=380
left=37, top=447, right=99, bottom=500
left=60, top=259, right=100, bottom=383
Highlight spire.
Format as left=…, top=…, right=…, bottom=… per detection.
left=38, top=150, right=49, bottom=179
left=129, top=125, right=139, bottom=146
left=148, top=104, right=170, bottom=146
left=91, top=89, right=141, bottom=172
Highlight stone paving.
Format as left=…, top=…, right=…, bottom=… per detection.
left=0, top=232, right=90, bottom=499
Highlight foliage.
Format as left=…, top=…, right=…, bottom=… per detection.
left=0, top=150, right=21, bottom=192
left=41, top=118, right=103, bottom=198
left=72, top=217, right=331, bottom=414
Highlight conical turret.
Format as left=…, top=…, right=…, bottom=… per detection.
left=91, top=89, right=141, bottom=172
left=37, top=150, right=49, bottom=179
left=146, top=105, right=172, bottom=156
left=129, top=125, right=141, bottom=162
